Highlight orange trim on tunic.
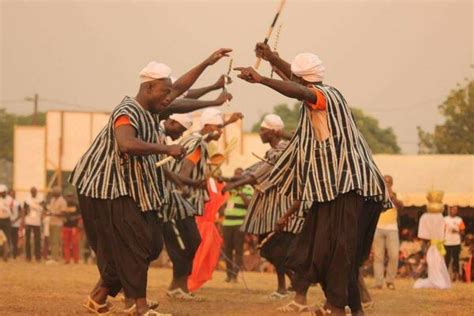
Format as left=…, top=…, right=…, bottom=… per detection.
left=306, top=86, right=327, bottom=111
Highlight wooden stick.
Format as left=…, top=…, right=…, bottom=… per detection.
left=270, top=23, right=283, bottom=78
left=254, top=0, right=287, bottom=69
left=224, top=58, right=233, bottom=106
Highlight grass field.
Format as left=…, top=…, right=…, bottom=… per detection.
left=1, top=261, right=473, bottom=315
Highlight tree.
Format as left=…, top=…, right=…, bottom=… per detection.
left=0, top=108, right=46, bottom=161
left=417, top=80, right=474, bottom=154
left=252, top=103, right=401, bottom=154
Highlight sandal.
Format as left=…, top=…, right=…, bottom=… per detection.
left=268, top=291, right=289, bottom=300
left=82, top=296, right=114, bottom=315
left=277, top=300, right=311, bottom=313
left=166, top=288, right=204, bottom=302
left=123, top=304, right=171, bottom=316
left=310, top=307, right=333, bottom=315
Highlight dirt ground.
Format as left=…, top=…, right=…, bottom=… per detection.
left=1, top=261, right=473, bottom=315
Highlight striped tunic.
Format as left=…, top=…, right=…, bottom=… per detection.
left=268, top=85, right=391, bottom=208
left=157, top=124, right=197, bottom=222
left=69, top=97, right=167, bottom=212
left=161, top=133, right=209, bottom=216
left=242, top=140, right=307, bottom=235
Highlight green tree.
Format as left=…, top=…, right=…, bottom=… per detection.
left=0, top=108, right=46, bottom=161
left=252, top=103, right=401, bottom=154
left=417, top=80, right=474, bottom=154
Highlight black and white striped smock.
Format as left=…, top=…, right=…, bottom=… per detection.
left=268, top=85, right=391, bottom=209
left=242, top=140, right=307, bottom=235
left=69, top=97, right=167, bottom=212
left=161, top=133, right=209, bottom=216
left=157, top=125, right=197, bottom=222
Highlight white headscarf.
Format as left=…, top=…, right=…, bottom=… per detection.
left=0, top=184, right=7, bottom=193
left=169, top=113, right=193, bottom=130
left=139, top=61, right=172, bottom=83
left=200, top=108, right=224, bottom=128
left=291, top=53, right=325, bottom=83
left=260, top=114, right=284, bottom=131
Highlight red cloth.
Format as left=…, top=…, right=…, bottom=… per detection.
left=62, top=227, right=80, bottom=263
left=188, top=179, right=228, bottom=292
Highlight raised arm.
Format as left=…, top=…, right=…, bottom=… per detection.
left=234, top=67, right=316, bottom=104
left=185, top=75, right=232, bottom=99
left=169, top=48, right=232, bottom=100
left=255, top=43, right=293, bottom=81
left=159, top=91, right=232, bottom=120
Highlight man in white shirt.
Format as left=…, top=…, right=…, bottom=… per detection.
left=9, top=189, right=22, bottom=259
left=0, top=184, right=13, bottom=261
left=444, top=205, right=465, bottom=281
left=46, top=186, right=68, bottom=261
left=24, top=187, right=44, bottom=262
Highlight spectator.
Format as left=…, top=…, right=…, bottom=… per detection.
left=24, top=187, right=44, bottom=262
left=0, top=184, right=12, bottom=261
left=372, top=175, right=404, bottom=290
left=8, top=189, right=22, bottom=259
left=62, top=194, right=81, bottom=264
left=222, top=168, right=253, bottom=282
left=46, top=186, right=67, bottom=262
left=444, top=205, right=465, bottom=281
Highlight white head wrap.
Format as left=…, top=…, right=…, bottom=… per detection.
left=169, top=113, right=193, bottom=130
left=260, top=114, right=284, bottom=131
left=139, top=61, right=172, bottom=83
left=200, top=108, right=224, bottom=128
left=0, top=184, right=7, bottom=193
left=291, top=53, right=325, bottom=83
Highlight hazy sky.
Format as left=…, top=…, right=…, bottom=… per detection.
left=1, top=0, right=472, bottom=153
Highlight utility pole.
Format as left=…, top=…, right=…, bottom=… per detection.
left=25, top=93, right=39, bottom=124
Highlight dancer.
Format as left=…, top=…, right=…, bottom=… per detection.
left=71, top=48, right=231, bottom=316
left=235, top=43, right=390, bottom=315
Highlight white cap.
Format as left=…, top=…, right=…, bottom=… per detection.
left=200, top=108, right=224, bottom=128
left=260, top=114, right=284, bottom=131
left=291, top=53, right=325, bottom=83
left=139, top=61, right=172, bottom=83
left=169, top=113, right=193, bottom=130
left=0, top=184, right=8, bottom=193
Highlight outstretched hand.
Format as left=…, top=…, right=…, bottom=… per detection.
left=227, top=112, right=244, bottom=124
left=216, top=91, right=233, bottom=105
left=255, top=42, right=274, bottom=61
left=206, top=48, right=232, bottom=66
left=214, top=75, right=232, bottom=89
left=234, top=67, right=263, bottom=84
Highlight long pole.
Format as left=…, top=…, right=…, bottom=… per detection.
left=254, top=0, right=287, bottom=69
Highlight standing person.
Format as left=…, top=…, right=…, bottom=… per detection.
left=223, top=114, right=304, bottom=299
left=62, top=194, right=82, bottom=264
left=235, top=44, right=390, bottom=315
left=70, top=48, right=231, bottom=316
left=444, top=205, right=465, bottom=282
left=24, top=187, right=44, bottom=262
left=163, top=108, right=242, bottom=300
left=8, top=189, right=22, bottom=259
left=222, top=168, right=253, bottom=283
left=414, top=191, right=451, bottom=289
left=372, top=175, right=404, bottom=290
left=46, top=186, right=67, bottom=262
left=0, top=184, right=12, bottom=261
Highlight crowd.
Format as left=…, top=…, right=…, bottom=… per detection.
left=0, top=185, right=87, bottom=264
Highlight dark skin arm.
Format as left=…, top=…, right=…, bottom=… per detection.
left=222, top=175, right=256, bottom=193
left=115, top=125, right=184, bottom=157
left=234, top=67, right=316, bottom=104
left=255, top=43, right=294, bottom=81
left=185, top=75, right=232, bottom=99
left=168, top=48, right=232, bottom=100
left=158, top=91, right=233, bottom=120
left=275, top=201, right=302, bottom=232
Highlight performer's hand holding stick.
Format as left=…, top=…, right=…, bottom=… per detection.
left=254, top=0, right=287, bottom=69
